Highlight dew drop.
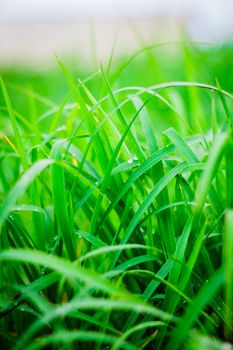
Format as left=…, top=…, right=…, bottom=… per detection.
left=41, top=265, right=48, bottom=275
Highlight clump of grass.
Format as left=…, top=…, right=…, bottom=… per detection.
left=0, top=43, right=233, bottom=350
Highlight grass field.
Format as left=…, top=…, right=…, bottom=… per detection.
left=0, top=41, right=233, bottom=349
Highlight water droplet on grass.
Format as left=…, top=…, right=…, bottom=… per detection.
left=41, top=266, right=48, bottom=275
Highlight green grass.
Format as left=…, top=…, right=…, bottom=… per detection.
left=0, top=41, right=233, bottom=349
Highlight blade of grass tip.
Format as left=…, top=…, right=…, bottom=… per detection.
left=164, top=127, right=198, bottom=164
left=132, top=99, right=177, bottom=259
left=47, top=69, right=101, bottom=132
left=216, top=79, right=233, bottom=130
left=80, top=78, right=130, bottom=161
left=194, top=132, right=229, bottom=217
left=100, top=64, right=146, bottom=163
left=166, top=268, right=225, bottom=350
left=0, top=159, right=53, bottom=229
left=75, top=88, right=111, bottom=176
left=0, top=131, right=18, bottom=155
left=132, top=96, right=158, bottom=155
left=54, top=53, right=74, bottom=87
left=50, top=90, right=73, bottom=133
left=0, top=76, right=28, bottom=170
left=50, top=141, right=76, bottom=261
left=182, top=40, right=206, bottom=129
left=75, top=230, right=106, bottom=249
left=55, top=55, right=110, bottom=175
left=89, top=95, right=155, bottom=235
left=105, top=29, right=119, bottom=77
left=77, top=79, right=120, bottom=183
left=223, top=210, right=233, bottom=341
left=99, top=30, right=120, bottom=106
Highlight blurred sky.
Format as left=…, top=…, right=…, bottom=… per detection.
left=0, top=0, right=232, bottom=66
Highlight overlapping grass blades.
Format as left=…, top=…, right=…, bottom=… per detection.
left=0, top=44, right=233, bottom=349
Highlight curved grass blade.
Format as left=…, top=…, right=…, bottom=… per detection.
left=111, top=161, right=186, bottom=267
left=26, top=330, right=136, bottom=350
left=17, top=297, right=175, bottom=349
left=50, top=141, right=76, bottom=260
left=0, top=159, right=53, bottom=229
left=166, top=268, right=225, bottom=350
left=89, top=95, right=154, bottom=234
left=223, top=210, right=233, bottom=340
left=0, top=76, right=28, bottom=169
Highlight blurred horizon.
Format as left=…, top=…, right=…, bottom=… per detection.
left=0, top=0, right=232, bottom=68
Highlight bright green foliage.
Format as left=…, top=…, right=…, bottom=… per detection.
left=0, top=42, right=233, bottom=349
